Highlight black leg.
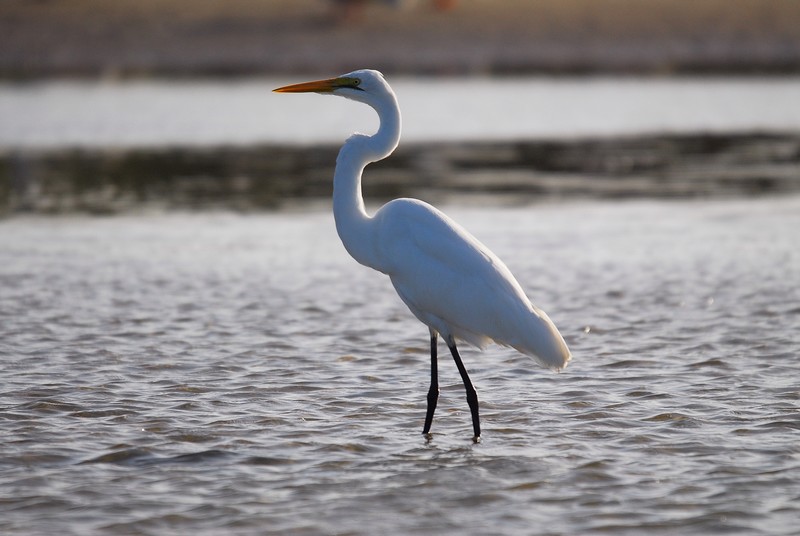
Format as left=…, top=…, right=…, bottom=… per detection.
left=422, top=329, right=439, bottom=436
left=447, top=337, right=481, bottom=441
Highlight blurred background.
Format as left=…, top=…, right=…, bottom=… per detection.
left=1, top=0, right=799, bottom=212
left=3, top=4, right=800, bottom=535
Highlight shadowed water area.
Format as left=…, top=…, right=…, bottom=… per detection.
left=1, top=197, right=798, bottom=534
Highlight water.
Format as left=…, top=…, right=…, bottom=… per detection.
left=1, top=197, right=799, bottom=535
left=2, top=77, right=800, bottom=149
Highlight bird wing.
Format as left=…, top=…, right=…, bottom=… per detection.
left=375, top=199, right=530, bottom=338
left=373, top=198, right=571, bottom=370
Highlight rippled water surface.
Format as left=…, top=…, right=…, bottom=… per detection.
left=1, top=197, right=799, bottom=535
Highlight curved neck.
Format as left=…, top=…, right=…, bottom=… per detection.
left=332, top=93, right=401, bottom=272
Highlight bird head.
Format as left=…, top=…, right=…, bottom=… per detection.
left=273, top=69, right=392, bottom=107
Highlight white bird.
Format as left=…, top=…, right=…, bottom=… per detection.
left=274, top=69, right=571, bottom=440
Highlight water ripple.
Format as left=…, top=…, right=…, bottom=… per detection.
left=1, top=199, right=799, bottom=535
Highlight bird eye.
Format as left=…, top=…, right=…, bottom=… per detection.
left=346, top=77, right=364, bottom=91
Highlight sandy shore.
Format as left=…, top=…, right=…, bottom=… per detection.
left=2, top=0, right=800, bottom=78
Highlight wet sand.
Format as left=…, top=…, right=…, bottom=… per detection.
left=2, top=0, right=800, bottom=78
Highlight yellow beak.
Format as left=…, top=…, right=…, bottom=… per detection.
left=273, top=76, right=360, bottom=94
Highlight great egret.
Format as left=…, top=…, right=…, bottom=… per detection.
left=274, top=69, right=570, bottom=440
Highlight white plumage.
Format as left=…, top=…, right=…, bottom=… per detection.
left=275, top=69, right=570, bottom=439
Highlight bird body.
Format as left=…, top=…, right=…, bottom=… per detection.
left=372, top=197, right=569, bottom=370
left=275, top=69, right=570, bottom=439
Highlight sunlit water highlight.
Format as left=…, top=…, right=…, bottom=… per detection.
left=1, top=197, right=799, bottom=534
left=2, top=77, right=800, bottom=149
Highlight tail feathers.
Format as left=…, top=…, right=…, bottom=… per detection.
left=515, top=339, right=571, bottom=372
left=512, top=307, right=571, bottom=371
left=453, top=314, right=571, bottom=371
left=446, top=305, right=571, bottom=371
